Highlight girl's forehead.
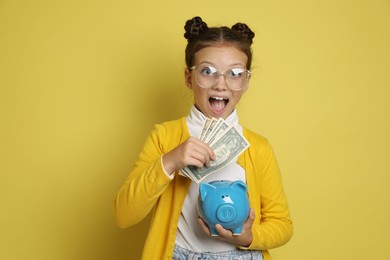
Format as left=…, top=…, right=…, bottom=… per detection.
left=194, top=46, right=248, bottom=66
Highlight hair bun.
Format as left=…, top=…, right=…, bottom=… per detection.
left=184, top=16, right=208, bottom=42
left=231, top=23, right=255, bottom=44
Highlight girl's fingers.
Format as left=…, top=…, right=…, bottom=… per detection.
left=244, top=208, right=255, bottom=228
left=198, top=217, right=211, bottom=236
left=185, top=139, right=215, bottom=167
left=215, top=224, right=233, bottom=238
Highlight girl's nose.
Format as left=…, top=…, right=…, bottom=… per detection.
left=213, top=74, right=228, bottom=90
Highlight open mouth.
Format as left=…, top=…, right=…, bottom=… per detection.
left=209, top=97, right=229, bottom=114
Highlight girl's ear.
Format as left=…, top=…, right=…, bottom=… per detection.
left=185, top=68, right=192, bottom=89
left=243, top=84, right=249, bottom=93
left=242, top=74, right=251, bottom=92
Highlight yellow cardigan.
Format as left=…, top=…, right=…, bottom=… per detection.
left=114, top=117, right=293, bottom=260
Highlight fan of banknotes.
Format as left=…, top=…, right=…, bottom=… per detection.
left=180, top=117, right=250, bottom=183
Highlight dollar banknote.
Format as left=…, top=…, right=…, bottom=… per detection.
left=181, top=119, right=250, bottom=183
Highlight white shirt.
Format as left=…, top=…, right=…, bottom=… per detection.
left=175, top=105, right=246, bottom=252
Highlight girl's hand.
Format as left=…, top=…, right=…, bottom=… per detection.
left=198, top=208, right=255, bottom=247
left=162, top=137, right=215, bottom=174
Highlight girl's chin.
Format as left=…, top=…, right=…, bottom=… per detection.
left=209, top=110, right=225, bottom=118
left=196, top=105, right=232, bottom=119
left=206, top=108, right=231, bottom=119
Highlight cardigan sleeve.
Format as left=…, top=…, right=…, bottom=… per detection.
left=113, top=124, right=173, bottom=229
left=243, top=132, right=293, bottom=251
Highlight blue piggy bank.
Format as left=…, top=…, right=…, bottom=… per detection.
left=197, top=180, right=250, bottom=236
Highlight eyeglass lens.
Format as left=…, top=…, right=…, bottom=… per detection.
left=193, top=65, right=249, bottom=90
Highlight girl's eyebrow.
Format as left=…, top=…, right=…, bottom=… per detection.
left=229, top=62, right=246, bottom=67
left=197, top=61, right=245, bottom=68
left=196, top=61, right=214, bottom=66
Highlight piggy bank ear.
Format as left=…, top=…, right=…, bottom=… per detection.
left=199, top=183, right=216, bottom=201
left=230, top=180, right=247, bottom=193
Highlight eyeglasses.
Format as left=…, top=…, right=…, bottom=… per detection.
left=190, top=64, right=251, bottom=91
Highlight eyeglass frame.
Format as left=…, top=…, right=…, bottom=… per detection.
left=189, top=64, right=251, bottom=91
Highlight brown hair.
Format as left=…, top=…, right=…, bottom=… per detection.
left=184, top=16, right=255, bottom=69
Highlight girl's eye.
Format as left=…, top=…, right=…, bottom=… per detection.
left=229, top=68, right=245, bottom=78
left=201, top=66, right=217, bottom=76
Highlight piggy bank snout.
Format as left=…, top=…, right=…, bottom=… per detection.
left=216, top=204, right=237, bottom=223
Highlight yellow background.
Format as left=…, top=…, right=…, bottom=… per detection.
left=1, top=0, right=389, bottom=259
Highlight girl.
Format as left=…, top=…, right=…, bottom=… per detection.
left=114, top=16, right=293, bottom=260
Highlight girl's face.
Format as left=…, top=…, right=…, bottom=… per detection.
left=185, top=46, right=250, bottom=119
